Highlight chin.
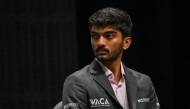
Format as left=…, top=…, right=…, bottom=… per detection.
left=97, top=56, right=107, bottom=61
left=96, top=56, right=111, bottom=61
left=96, top=55, right=118, bottom=62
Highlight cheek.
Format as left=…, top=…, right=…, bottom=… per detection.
left=109, top=43, right=123, bottom=53
left=91, top=41, right=97, bottom=50
left=110, top=41, right=121, bottom=49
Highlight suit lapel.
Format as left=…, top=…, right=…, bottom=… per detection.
left=124, top=66, right=137, bottom=109
left=90, top=60, right=122, bottom=108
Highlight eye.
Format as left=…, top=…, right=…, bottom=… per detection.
left=106, top=33, right=115, bottom=38
left=91, top=34, right=99, bottom=39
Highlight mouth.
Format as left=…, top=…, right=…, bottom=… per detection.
left=97, top=50, right=107, bottom=54
left=96, top=49, right=108, bottom=55
left=95, top=47, right=109, bottom=55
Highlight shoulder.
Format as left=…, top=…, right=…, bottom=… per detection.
left=69, top=64, right=91, bottom=78
left=128, top=68, right=149, bottom=78
left=125, top=67, right=151, bottom=83
left=64, top=64, right=91, bottom=84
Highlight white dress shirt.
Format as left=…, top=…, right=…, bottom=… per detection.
left=96, top=59, right=130, bottom=109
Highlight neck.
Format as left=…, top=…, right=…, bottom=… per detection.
left=101, top=58, right=122, bottom=83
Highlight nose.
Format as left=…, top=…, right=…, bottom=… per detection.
left=97, top=36, right=106, bottom=47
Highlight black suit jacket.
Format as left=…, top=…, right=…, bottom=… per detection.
left=62, top=59, right=160, bottom=109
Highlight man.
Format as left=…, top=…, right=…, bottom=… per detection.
left=62, top=7, right=160, bottom=109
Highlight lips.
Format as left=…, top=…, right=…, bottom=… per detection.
left=96, top=49, right=109, bottom=55
left=97, top=50, right=107, bottom=54
left=96, top=47, right=109, bottom=52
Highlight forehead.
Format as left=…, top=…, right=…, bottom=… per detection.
left=90, top=25, right=119, bottom=33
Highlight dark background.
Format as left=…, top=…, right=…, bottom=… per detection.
left=0, top=0, right=189, bottom=109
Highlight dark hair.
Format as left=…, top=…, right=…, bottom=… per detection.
left=89, top=7, right=133, bottom=37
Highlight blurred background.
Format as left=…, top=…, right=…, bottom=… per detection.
left=0, top=0, right=189, bottom=109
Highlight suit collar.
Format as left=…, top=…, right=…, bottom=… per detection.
left=90, top=59, right=123, bottom=108
left=123, top=65, right=137, bottom=109
left=90, top=59, right=137, bottom=109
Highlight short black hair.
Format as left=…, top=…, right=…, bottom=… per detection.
left=89, top=7, right=133, bottom=37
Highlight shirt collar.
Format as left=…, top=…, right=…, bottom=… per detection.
left=95, top=58, right=125, bottom=77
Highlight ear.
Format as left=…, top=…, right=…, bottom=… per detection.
left=123, top=37, right=132, bottom=50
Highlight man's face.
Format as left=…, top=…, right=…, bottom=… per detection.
left=90, top=25, right=130, bottom=62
